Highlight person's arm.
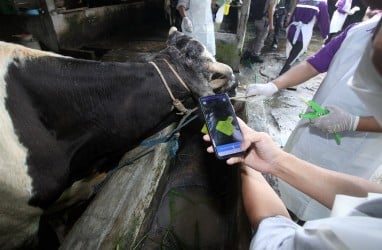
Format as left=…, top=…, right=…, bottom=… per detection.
left=275, top=23, right=356, bottom=87
left=246, top=29, right=348, bottom=97
left=176, top=0, right=189, bottom=16
left=241, top=166, right=290, bottom=227
left=246, top=25, right=351, bottom=97
left=337, top=0, right=360, bottom=15
left=270, top=152, right=382, bottom=209
left=177, top=0, right=193, bottom=32
left=356, top=116, right=382, bottom=132
left=177, top=5, right=187, bottom=18
left=221, top=118, right=382, bottom=209
left=245, top=61, right=318, bottom=97
left=272, top=61, right=318, bottom=89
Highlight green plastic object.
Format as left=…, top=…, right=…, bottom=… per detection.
left=334, top=133, right=341, bottom=145
left=299, top=100, right=329, bottom=119
left=299, top=100, right=342, bottom=145
left=216, top=116, right=234, bottom=136
left=201, top=124, right=208, bottom=134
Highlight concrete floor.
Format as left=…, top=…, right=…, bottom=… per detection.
left=234, top=26, right=326, bottom=195
left=237, top=26, right=325, bottom=148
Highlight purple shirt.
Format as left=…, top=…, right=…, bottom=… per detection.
left=287, top=0, right=330, bottom=42
left=307, top=23, right=356, bottom=72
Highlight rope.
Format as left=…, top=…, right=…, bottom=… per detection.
left=119, top=107, right=199, bottom=168
left=161, top=59, right=190, bottom=92
left=229, top=95, right=249, bottom=101
left=140, top=108, right=199, bottom=148
left=92, top=108, right=200, bottom=196
left=149, top=61, right=189, bottom=115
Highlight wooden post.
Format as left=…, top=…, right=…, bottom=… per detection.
left=236, top=0, right=251, bottom=52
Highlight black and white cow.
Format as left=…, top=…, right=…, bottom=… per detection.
left=0, top=27, right=237, bottom=249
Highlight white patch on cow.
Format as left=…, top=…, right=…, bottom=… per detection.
left=198, top=41, right=216, bottom=62
left=169, top=26, right=178, bottom=35
left=0, top=41, right=63, bottom=59
left=0, top=42, right=44, bottom=249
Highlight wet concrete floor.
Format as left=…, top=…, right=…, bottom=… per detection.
left=237, top=25, right=325, bottom=148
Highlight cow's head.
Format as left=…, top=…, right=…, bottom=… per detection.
left=162, top=27, right=238, bottom=98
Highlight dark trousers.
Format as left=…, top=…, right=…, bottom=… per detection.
left=272, top=10, right=287, bottom=46
left=279, top=41, right=303, bottom=75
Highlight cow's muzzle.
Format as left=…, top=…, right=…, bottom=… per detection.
left=208, top=61, right=238, bottom=96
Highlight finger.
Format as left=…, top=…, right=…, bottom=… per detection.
left=207, top=146, right=214, bottom=153
left=239, top=118, right=259, bottom=135
left=203, top=134, right=211, bottom=142
left=237, top=117, right=253, bottom=133
left=237, top=116, right=245, bottom=126
left=226, top=156, right=243, bottom=165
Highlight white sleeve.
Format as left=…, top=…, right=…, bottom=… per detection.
left=176, top=0, right=190, bottom=9
left=251, top=215, right=337, bottom=250
left=250, top=215, right=299, bottom=250
left=251, top=212, right=382, bottom=250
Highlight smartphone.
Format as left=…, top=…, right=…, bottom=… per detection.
left=199, top=93, right=245, bottom=159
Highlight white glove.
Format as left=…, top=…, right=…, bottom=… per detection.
left=182, top=16, right=193, bottom=32
left=310, top=106, right=360, bottom=133
left=349, top=6, right=360, bottom=15
left=246, top=82, right=278, bottom=97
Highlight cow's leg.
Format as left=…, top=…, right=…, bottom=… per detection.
left=45, top=172, right=108, bottom=214
left=39, top=173, right=108, bottom=245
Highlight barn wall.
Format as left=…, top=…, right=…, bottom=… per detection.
left=53, top=4, right=144, bottom=49
left=23, top=0, right=167, bottom=51
left=43, top=0, right=149, bottom=50
left=15, top=0, right=250, bottom=71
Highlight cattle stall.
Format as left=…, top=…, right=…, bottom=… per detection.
left=1, top=0, right=250, bottom=70
left=3, top=0, right=168, bottom=52
left=0, top=0, right=254, bottom=249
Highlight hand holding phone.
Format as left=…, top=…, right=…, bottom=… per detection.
left=203, top=116, right=286, bottom=175
left=199, top=93, right=245, bottom=159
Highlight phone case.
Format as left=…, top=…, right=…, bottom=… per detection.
left=199, top=93, right=245, bottom=159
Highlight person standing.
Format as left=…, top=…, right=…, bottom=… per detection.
left=177, top=0, right=216, bottom=56
left=242, top=0, right=276, bottom=64
left=326, top=0, right=360, bottom=43
left=271, top=0, right=291, bottom=49
left=279, top=0, right=329, bottom=75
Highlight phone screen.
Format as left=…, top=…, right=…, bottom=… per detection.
left=199, top=93, right=245, bottom=159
